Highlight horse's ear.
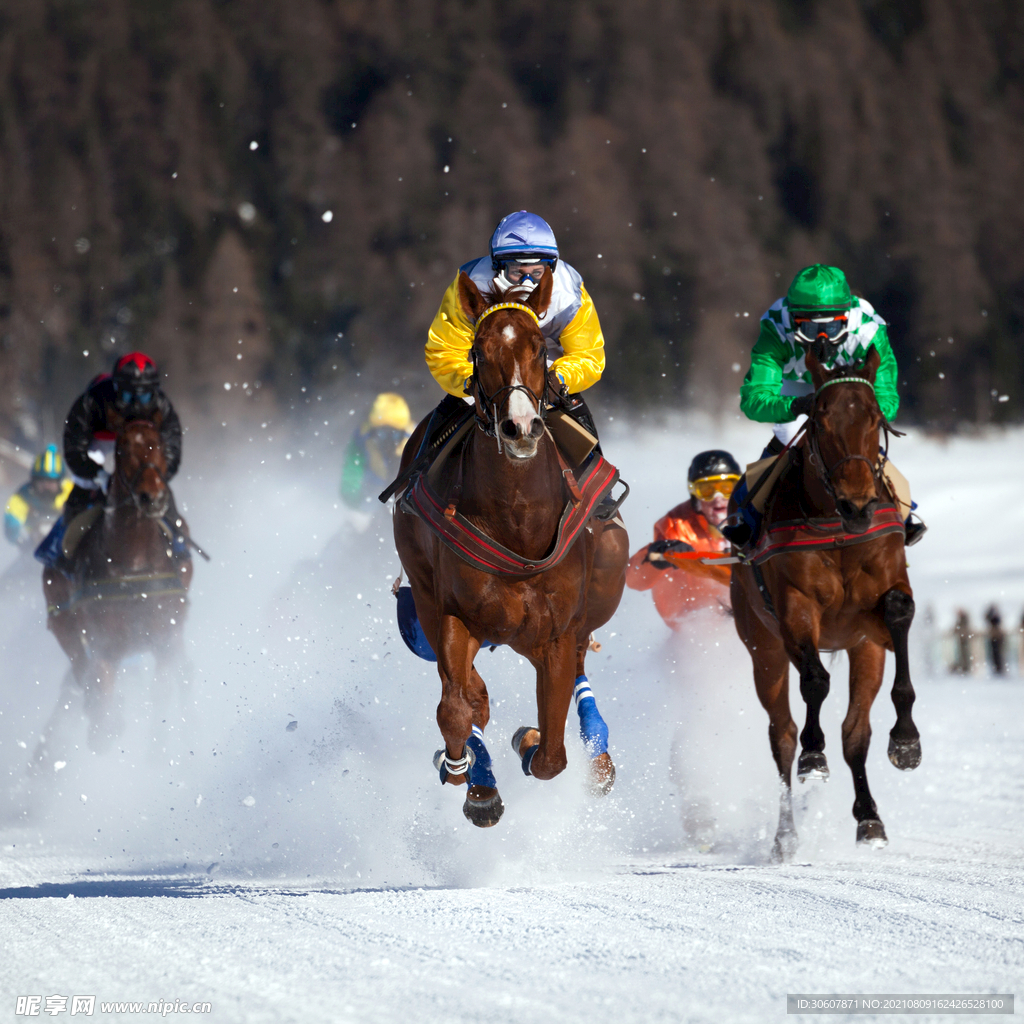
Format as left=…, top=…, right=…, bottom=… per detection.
left=804, top=346, right=827, bottom=390
left=107, top=407, right=125, bottom=434
left=458, top=271, right=488, bottom=322
left=525, top=266, right=553, bottom=318
left=151, top=406, right=165, bottom=428
left=863, top=344, right=881, bottom=382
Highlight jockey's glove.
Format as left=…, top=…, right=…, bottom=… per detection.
left=546, top=368, right=568, bottom=406
left=645, top=538, right=694, bottom=569
left=789, top=395, right=814, bottom=418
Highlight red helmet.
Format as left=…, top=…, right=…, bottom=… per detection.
left=112, top=353, right=160, bottom=413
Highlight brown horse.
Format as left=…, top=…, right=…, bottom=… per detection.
left=38, top=418, right=194, bottom=758
left=730, top=346, right=920, bottom=860
left=394, top=270, right=629, bottom=826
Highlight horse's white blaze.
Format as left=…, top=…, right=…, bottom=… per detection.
left=507, top=362, right=537, bottom=434
left=502, top=324, right=516, bottom=342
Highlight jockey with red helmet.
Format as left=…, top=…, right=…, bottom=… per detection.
left=36, top=352, right=185, bottom=569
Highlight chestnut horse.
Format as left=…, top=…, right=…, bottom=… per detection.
left=394, top=270, right=629, bottom=826
left=38, top=418, right=194, bottom=758
left=731, top=346, right=920, bottom=860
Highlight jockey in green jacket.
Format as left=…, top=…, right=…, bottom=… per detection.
left=723, top=264, right=924, bottom=547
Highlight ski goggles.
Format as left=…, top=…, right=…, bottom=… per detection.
left=501, top=260, right=554, bottom=283
left=688, top=474, right=740, bottom=501
left=793, top=315, right=849, bottom=344
left=117, top=388, right=154, bottom=406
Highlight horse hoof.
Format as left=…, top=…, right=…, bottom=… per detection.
left=771, top=830, right=798, bottom=864
left=587, top=752, right=615, bottom=797
left=463, top=786, right=504, bottom=828
left=856, top=819, right=888, bottom=847
left=887, top=735, right=922, bottom=771
left=797, top=750, right=829, bottom=782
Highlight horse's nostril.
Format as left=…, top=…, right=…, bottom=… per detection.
left=500, top=420, right=518, bottom=439
left=529, top=417, right=544, bottom=439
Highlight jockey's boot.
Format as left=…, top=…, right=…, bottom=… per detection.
left=720, top=436, right=783, bottom=549
left=425, top=393, right=475, bottom=451
left=904, top=518, right=927, bottom=547
left=36, top=484, right=103, bottom=574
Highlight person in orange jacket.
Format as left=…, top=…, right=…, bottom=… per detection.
left=627, top=450, right=740, bottom=629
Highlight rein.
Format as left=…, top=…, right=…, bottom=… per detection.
left=468, top=302, right=547, bottom=453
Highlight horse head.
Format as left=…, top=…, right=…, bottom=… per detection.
left=111, top=416, right=170, bottom=519
left=805, top=345, right=884, bottom=533
left=458, top=269, right=553, bottom=461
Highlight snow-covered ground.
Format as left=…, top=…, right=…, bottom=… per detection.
left=0, top=410, right=1021, bottom=1023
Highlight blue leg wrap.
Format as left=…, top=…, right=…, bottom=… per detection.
left=34, top=517, right=67, bottom=570
left=465, top=725, right=498, bottom=789
left=520, top=743, right=539, bottom=776
left=574, top=675, right=609, bottom=757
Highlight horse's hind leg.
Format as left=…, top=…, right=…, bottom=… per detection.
left=461, top=666, right=504, bottom=827
left=882, top=587, right=921, bottom=771
left=778, top=593, right=831, bottom=781
left=31, top=668, right=84, bottom=772
left=755, top=642, right=800, bottom=862
left=573, top=644, right=614, bottom=796
left=844, top=640, right=888, bottom=846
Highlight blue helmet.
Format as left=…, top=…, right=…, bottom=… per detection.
left=489, top=211, right=559, bottom=272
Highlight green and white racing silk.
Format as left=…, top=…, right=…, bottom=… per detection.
left=739, top=296, right=899, bottom=424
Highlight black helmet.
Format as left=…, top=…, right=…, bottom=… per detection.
left=112, top=352, right=160, bottom=416
left=687, top=450, right=740, bottom=483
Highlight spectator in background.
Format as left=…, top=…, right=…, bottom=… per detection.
left=952, top=609, right=974, bottom=675
left=984, top=604, right=1006, bottom=676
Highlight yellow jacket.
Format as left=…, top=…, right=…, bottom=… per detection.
left=425, top=260, right=606, bottom=397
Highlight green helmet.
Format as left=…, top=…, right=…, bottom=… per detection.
left=786, top=265, right=854, bottom=314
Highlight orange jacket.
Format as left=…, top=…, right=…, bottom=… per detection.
left=626, top=501, right=731, bottom=628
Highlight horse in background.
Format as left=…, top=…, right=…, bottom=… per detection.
left=731, top=346, right=920, bottom=860
left=38, top=417, right=194, bottom=759
left=394, top=269, right=629, bottom=826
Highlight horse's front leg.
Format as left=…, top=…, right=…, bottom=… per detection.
left=778, top=588, right=830, bottom=782
left=514, top=632, right=576, bottom=781
left=434, top=613, right=481, bottom=787
left=844, top=640, right=888, bottom=846
left=882, top=587, right=921, bottom=770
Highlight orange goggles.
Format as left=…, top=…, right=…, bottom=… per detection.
left=688, top=474, right=740, bottom=501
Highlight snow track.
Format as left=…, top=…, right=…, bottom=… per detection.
left=1, top=415, right=1022, bottom=1021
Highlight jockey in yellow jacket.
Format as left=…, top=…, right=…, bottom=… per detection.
left=424, top=210, right=606, bottom=445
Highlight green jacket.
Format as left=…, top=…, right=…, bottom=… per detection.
left=739, top=296, right=899, bottom=424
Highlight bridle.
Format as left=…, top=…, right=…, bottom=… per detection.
left=805, top=375, right=903, bottom=506
left=466, top=301, right=549, bottom=454
left=114, top=420, right=169, bottom=514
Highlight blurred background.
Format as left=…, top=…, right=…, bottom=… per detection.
left=0, top=0, right=1023, bottom=465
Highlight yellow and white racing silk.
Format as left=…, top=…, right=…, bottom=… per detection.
left=426, top=257, right=606, bottom=397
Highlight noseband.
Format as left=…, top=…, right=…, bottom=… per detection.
left=806, top=376, right=903, bottom=505
left=467, top=302, right=547, bottom=453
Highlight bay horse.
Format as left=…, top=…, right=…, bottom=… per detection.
left=730, top=346, right=920, bottom=860
left=394, top=269, right=629, bottom=826
left=38, top=417, right=194, bottom=758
